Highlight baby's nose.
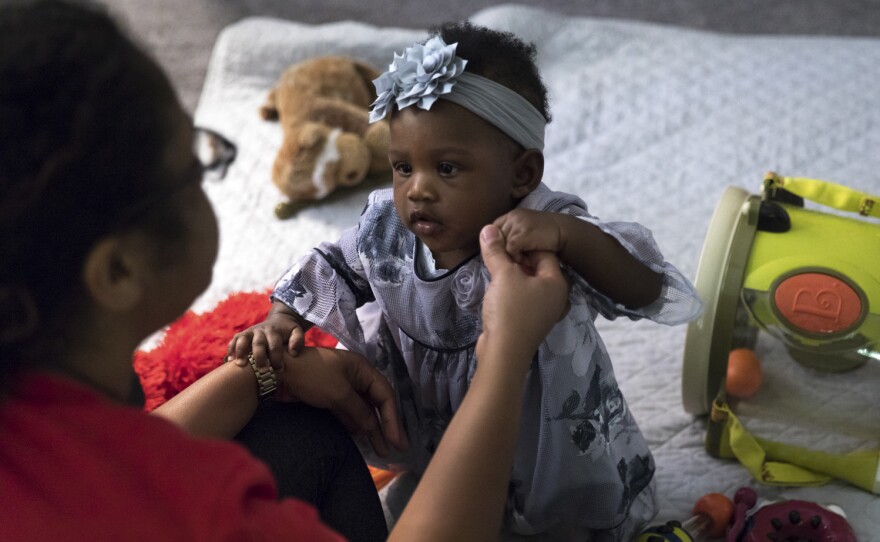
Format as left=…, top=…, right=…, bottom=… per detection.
left=407, top=173, right=435, bottom=200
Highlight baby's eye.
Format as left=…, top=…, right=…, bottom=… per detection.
left=393, top=162, right=412, bottom=176
left=437, top=162, right=459, bottom=176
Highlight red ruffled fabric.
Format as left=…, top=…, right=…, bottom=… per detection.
left=133, top=290, right=337, bottom=412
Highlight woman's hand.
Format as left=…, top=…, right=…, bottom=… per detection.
left=277, top=347, right=409, bottom=458
left=477, top=224, right=569, bottom=374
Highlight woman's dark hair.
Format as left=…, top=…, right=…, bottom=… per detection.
left=431, top=21, right=552, bottom=123
left=0, top=1, right=183, bottom=389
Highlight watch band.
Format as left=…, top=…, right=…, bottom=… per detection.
left=247, top=352, right=278, bottom=402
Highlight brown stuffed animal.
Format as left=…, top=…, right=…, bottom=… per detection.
left=260, top=56, right=391, bottom=217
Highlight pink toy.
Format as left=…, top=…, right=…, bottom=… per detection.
left=727, top=487, right=857, bottom=542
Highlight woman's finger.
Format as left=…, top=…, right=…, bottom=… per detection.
left=333, top=390, right=390, bottom=457
left=354, top=360, right=408, bottom=452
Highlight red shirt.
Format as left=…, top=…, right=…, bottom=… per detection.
left=0, top=373, right=346, bottom=542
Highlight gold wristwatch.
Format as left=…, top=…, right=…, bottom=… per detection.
left=247, top=352, right=278, bottom=402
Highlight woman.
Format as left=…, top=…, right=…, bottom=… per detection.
left=0, top=2, right=569, bottom=541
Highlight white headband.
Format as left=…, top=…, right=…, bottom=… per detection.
left=369, top=36, right=546, bottom=151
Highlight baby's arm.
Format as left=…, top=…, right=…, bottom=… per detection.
left=227, top=300, right=313, bottom=370
left=494, top=209, right=662, bottom=309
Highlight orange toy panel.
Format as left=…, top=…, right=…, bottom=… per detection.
left=773, top=273, right=863, bottom=335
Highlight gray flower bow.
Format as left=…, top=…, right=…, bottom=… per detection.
left=370, top=36, right=468, bottom=123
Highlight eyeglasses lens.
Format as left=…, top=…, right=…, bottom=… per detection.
left=193, top=128, right=236, bottom=181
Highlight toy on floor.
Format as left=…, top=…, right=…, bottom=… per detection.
left=259, top=56, right=392, bottom=218
left=683, top=172, right=880, bottom=415
left=636, top=492, right=733, bottom=541
left=680, top=173, right=880, bottom=495
left=727, top=487, right=857, bottom=542
left=725, top=347, right=762, bottom=398
left=636, top=488, right=858, bottom=542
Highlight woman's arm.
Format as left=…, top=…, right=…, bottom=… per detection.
left=150, top=360, right=259, bottom=439
left=389, top=224, right=569, bottom=542
left=151, top=347, right=406, bottom=456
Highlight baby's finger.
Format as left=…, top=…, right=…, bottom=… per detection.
left=224, top=335, right=250, bottom=366
left=232, top=333, right=255, bottom=361
left=228, top=333, right=251, bottom=359
left=250, top=331, right=271, bottom=368
left=226, top=336, right=237, bottom=360
left=503, top=235, right=525, bottom=263
left=288, top=327, right=305, bottom=356
left=508, top=248, right=524, bottom=264
left=527, top=249, right=562, bottom=278
left=265, top=333, right=286, bottom=372
left=492, top=212, right=509, bottom=230
left=492, top=219, right=526, bottom=262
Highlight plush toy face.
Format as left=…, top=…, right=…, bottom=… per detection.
left=262, top=57, right=393, bottom=209
left=271, top=123, right=370, bottom=202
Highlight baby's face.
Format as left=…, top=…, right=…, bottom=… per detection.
left=388, top=100, right=521, bottom=270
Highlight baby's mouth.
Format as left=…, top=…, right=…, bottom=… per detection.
left=409, top=209, right=442, bottom=236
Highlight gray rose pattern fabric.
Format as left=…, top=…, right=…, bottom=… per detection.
left=272, top=184, right=702, bottom=535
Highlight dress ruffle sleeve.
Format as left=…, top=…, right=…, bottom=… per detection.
left=272, top=224, right=375, bottom=353
left=520, top=184, right=703, bottom=326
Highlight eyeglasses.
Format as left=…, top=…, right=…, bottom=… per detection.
left=194, top=127, right=237, bottom=182
left=108, top=127, right=236, bottom=230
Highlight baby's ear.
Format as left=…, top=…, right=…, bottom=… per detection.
left=511, top=149, right=544, bottom=199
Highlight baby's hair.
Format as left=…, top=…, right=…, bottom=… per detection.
left=0, top=1, right=182, bottom=389
left=431, top=21, right=552, bottom=124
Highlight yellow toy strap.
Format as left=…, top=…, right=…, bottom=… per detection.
left=764, top=171, right=880, bottom=218
left=711, top=399, right=880, bottom=493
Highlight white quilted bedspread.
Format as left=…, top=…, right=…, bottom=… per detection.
left=192, top=4, right=880, bottom=538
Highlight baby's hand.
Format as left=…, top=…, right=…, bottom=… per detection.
left=493, top=209, right=565, bottom=263
left=227, top=304, right=307, bottom=371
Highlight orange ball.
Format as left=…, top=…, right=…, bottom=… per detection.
left=693, top=492, right=734, bottom=538
left=726, top=348, right=763, bottom=398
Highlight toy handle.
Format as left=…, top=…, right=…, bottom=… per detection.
left=764, top=171, right=880, bottom=218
